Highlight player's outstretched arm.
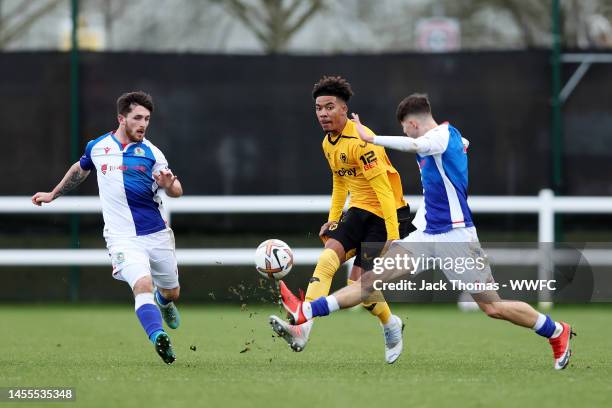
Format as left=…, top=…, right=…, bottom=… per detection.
left=351, top=113, right=430, bottom=153
left=31, top=162, right=91, bottom=206
left=154, top=169, right=183, bottom=197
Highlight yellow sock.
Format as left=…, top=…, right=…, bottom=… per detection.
left=347, top=279, right=392, bottom=325
left=305, top=248, right=341, bottom=301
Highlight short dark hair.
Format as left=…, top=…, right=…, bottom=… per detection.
left=312, top=75, right=353, bottom=102
left=396, top=93, right=431, bottom=122
left=116, top=91, right=154, bottom=116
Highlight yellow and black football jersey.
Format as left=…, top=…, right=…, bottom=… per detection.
left=322, top=119, right=406, bottom=240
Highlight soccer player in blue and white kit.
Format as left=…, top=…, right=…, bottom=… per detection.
left=276, top=94, right=576, bottom=370
left=32, top=91, right=182, bottom=364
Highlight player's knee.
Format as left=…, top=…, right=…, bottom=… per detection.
left=132, top=275, right=153, bottom=295
left=479, top=302, right=503, bottom=319
left=324, top=239, right=345, bottom=264
left=359, top=272, right=377, bottom=295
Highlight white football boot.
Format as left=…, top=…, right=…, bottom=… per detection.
left=269, top=316, right=313, bottom=352
left=382, top=315, right=404, bottom=364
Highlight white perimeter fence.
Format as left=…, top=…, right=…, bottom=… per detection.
left=1, top=189, right=612, bottom=304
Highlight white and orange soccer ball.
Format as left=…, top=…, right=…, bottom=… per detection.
left=254, top=239, right=294, bottom=280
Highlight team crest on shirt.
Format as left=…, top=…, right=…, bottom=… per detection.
left=134, top=147, right=145, bottom=157
left=340, top=153, right=347, bottom=163
left=101, top=164, right=108, bottom=175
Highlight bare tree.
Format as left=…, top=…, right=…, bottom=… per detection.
left=100, top=0, right=129, bottom=49
left=437, top=0, right=612, bottom=49
left=216, top=0, right=325, bottom=53
left=500, top=0, right=551, bottom=47
left=0, top=0, right=63, bottom=49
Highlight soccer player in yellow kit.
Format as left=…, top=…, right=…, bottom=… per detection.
left=270, top=76, right=412, bottom=363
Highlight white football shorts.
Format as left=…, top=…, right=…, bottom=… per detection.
left=106, top=228, right=179, bottom=290
left=396, top=226, right=494, bottom=293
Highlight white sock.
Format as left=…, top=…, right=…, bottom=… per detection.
left=303, top=302, right=313, bottom=320
left=326, top=295, right=340, bottom=313
left=532, top=313, right=547, bottom=331
left=134, top=292, right=155, bottom=311
left=551, top=322, right=563, bottom=339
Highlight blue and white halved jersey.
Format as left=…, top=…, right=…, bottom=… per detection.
left=412, top=123, right=473, bottom=234
left=79, top=132, right=170, bottom=238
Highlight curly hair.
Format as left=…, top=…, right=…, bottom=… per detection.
left=396, top=93, right=431, bottom=122
left=312, top=75, right=353, bottom=102
left=116, top=91, right=154, bottom=116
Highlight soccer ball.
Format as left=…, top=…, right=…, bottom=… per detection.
left=254, top=239, right=294, bottom=280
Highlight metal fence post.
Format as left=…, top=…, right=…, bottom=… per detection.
left=69, top=0, right=81, bottom=302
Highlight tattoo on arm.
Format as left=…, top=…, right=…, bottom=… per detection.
left=53, top=167, right=89, bottom=199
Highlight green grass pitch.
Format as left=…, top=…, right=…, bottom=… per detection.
left=2, top=304, right=610, bottom=408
